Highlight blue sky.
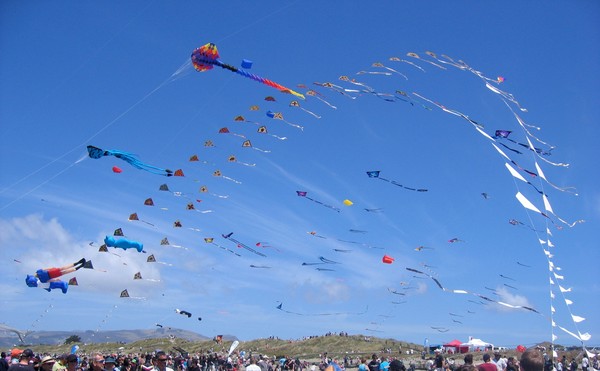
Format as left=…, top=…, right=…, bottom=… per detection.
left=1, top=1, right=598, bottom=348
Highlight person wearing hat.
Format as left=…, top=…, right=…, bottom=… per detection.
left=40, top=357, right=56, bottom=371
left=152, top=352, right=172, bottom=371
left=8, top=349, right=35, bottom=371
left=104, top=357, right=119, bottom=371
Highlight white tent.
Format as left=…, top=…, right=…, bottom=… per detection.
left=460, top=337, right=494, bottom=351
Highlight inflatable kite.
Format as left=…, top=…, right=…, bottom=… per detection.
left=87, top=145, right=173, bottom=177
left=191, top=43, right=304, bottom=99
left=104, top=235, right=144, bottom=253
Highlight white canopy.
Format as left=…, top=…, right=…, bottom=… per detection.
left=460, top=337, right=494, bottom=350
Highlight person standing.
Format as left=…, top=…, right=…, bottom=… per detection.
left=368, top=355, right=380, bottom=371
left=519, top=350, right=543, bottom=371
left=478, top=355, right=497, bottom=371
left=246, top=358, right=261, bottom=371
left=153, top=353, right=173, bottom=371
left=8, top=350, right=35, bottom=371
left=1, top=352, right=10, bottom=371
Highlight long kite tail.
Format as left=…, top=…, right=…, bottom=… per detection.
left=199, top=56, right=305, bottom=99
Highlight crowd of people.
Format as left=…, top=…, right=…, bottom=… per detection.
left=1, top=346, right=598, bottom=371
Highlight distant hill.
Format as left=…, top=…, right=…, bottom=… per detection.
left=0, top=328, right=216, bottom=348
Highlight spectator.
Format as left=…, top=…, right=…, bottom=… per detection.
left=478, top=354, right=497, bottom=371
left=519, top=350, right=544, bottom=371
left=8, top=349, right=35, bottom=371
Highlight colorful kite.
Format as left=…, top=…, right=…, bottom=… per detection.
left=26, top=258, right=88, bottom=286
left=191, top=42, right=304, bottom=99
left=366, top=171, right=428, bottom=192
left=86, top=145, right=173, bottom=176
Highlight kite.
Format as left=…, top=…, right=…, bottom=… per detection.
left=276, top=302, right=368, bottom=316
left=494, top=129, right=553, bottom=157
left=296, top=191, right=341, bottom=212
left=388, top=288, right=406, bottom=296
left=112, top=166, right=122, bottom=173
left=406, top=52, right=446, bottom=69
left=25, top=276, right=69, bottom=294
left=86, top=145, right=173, bottom=176
left=104, top=235, right=144, bottom=253
left=389, top=56, right=426, bottom=72
left=366, top=171, right=428, bottom=192
left=250, top=264, right=272, bottom=269
left=204, top=237, right=241, bottom=257
left=289, top=100, right=321, bottom=119
left=67, top=277, right=78, bottom=286
left=256, top=241, right=280, bottom=252
left=120, top=289, right=145, bottom=300
left=339, top=75, right=374, bottom=91
left=382, top=255, right=395, bottom=264
left=257, top=125, right=287, bottom=140
left=241, top=140, right=270, bottom=153
left=234, top=115, right=261, bottom=126
left=27, top=258, right=87, bottom=285
left=218, top=127, right=245, bottom=138
left=302, top=256, right=340, bottom=266
left=415, top=246, right=434, bottom=251
left=98, top=244, right=121, bottom=257
left=264, top=96, right=276, bottom=102
left=266, top=110, right=304, bottom=131
left=371, top=62, right=408, bottom=79
left=313, top=81, right=360, bottom=99
left=114, top=228, right=124, bottom=236
left=213, top=169, right=241, bottom=184
left=176, top=309, right=192, bottom=318
left=146, top=254, right=172, bottom=266
left=128, top=212, right=154, bottom=226
left=306, top=90, right=336, bottom=109
left=191, top=42, right=304, bottom=99
left=406, top=267, right=541, bottom=314
left=160, top=237, right=188, bottom=250
left=133, top=272, right=160, bottom=282
left=222, top=232, right=267, bottom=257
left=343, top=199, right=353, bottom=206
left=448, top=238, right=465, bottom=243
left=185, top=201, right=213, bottom=214
left=199, top=185, right=229, bottom=198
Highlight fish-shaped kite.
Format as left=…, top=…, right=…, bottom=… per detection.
left=191, top=43, right=304, bottom=99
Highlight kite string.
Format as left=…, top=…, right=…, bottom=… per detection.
left=0, top=69, right=181, bottom=212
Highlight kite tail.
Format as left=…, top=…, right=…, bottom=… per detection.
left=234, top=69, right=305, bottom=99
left=105, top=150, right=173, bottom=176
